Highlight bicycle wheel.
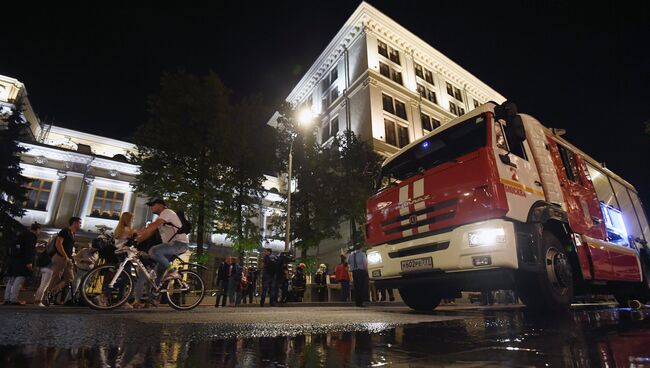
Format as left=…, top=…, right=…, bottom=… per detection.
left=80, top=265, right=133, bottom=310
left=165, top=269, right=205, bottom=310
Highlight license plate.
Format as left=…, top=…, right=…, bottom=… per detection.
left=401, top=257, right=433, bottom=272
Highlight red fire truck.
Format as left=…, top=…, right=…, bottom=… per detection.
left=365, top=102, right=650, bottom=311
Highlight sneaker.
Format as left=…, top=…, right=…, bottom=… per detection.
left=38, top=302, right=47, bottom=307
left=132, top=301, right=146, bottom=309
left=121, top=302, right=133, bottom=309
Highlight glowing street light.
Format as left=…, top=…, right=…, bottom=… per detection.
left=285, top=108, right=315, bottom=252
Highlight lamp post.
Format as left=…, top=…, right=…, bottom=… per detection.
left=285, top=108, right=314, bottom=253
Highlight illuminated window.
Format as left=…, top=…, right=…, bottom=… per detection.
left=90, top=189, right=124, bottom=220
left=23, top=178, right=52, bottom=211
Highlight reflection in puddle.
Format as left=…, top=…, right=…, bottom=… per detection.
left=2, top=308, right=650, bottom=367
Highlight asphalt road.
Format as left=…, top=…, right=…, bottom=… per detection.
left=1, top=304, right=650, bottom=367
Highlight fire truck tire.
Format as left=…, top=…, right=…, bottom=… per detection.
left=516, top=230, right=574, bottom=311
left=399, top=287, right=442, bottom=311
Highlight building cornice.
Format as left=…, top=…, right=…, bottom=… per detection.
left=46, top=125, right=136, bottom=151
left=19, top=142, right=139, bottom=175
left=285, top=2, right=505, bottom=108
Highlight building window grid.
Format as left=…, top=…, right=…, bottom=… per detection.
left=446, top=82, right=464, bottom=103
left=382, top=93, right=407, bottom=121
left=90, top=189, right=124, bottom=220
left=449, top=102, right=465, bottom=116
left=23, top=178, right=52, bottom=211
left=321, top=117, right=339, bottom=143
left=379, top=61, right=403, bottom=86
left=377, top=39, right=401, bottom=66
left=384, top=119, right=409, bottom=148
left=414, top=62, right=437, bottom=104
left=421, top=113, right=441, bottom=132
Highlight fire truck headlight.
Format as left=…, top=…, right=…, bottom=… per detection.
left=367, top=251, right=383, bottom=265
left=468, top=228, right=506, bottom=247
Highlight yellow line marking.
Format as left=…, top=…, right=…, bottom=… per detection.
left=500, top=178, right=545, bottom=197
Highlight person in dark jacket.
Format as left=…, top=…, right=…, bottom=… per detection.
left=226, top=258, right=242, bottom=307
left=215, top=256, right=233, bottom=307
left=4, top=223, right=41, bottom=305
left=278, top=252, right=291, bottom=303
left=260, top=248, right=278, bottom=307
left=292, top=263, right=307, bottom=302
left=314, top=264, right=328, bottom=302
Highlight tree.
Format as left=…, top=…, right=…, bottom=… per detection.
left=220, top=96, right=276, bottom=261
left=0, top=98, right=29, bottom=239
left=131, top=71, right=232, bottom=255
left=275, top=103, right=340, bottom=258
left=327, top=130, right=383, bottom=246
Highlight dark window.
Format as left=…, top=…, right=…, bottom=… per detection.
left=449, top=102, right=458, bottom=115
left=23, top=178, right=52, bottom=211
left=322, top=95, right=329, bottom=110
left=330, top=87, right=339, bottom=101
left=473, top=99, right=480, bottom=108
left=384, top=119, right=397, bottom=146
left=395, top=100, right=407, bottom=120
left=458, top=106, right=465, bottom=115
left=425, top=70, right=434, bottom=84
left=389, top=48, right=400, bottom=65
left=558, top=145, right=582, bottom=184
left=426, top=89, right=437, bottom=104
left=379, top=62, right=390, bottom=78
left=391, top=70, right=402, bottom=85
left=431, top=117, right=441, bottom=130
left=415, top=63, right=424, bottom=78
left=398, top=125, right=409, bottom=148
left=382, top=94, right=394, bottom=114
left=378, top=40, right=388, bottom=58
left=446, top=82, right=454, bottom=96
left=330, top=117, right=339, bottom=137
left=321, top=122, right=330, bottom=142
left=417, top=84, right=426, bottom=98
left=454, top=87, right=463, bottom=102
left=330, top=67, right=338, bottom=82
left=421, top=114, right=432, bottom=131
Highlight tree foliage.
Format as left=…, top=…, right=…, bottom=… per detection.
left=0, top=98, right=29, bottom=239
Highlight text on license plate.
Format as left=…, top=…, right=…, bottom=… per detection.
left=401, top=257, right=433, bottom=272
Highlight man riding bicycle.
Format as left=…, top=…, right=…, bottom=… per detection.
left=137, top=199, right=189, bottom=283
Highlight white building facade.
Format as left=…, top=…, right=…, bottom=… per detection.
left=269, top=2, right=507, bottom=266
left=276, top=2, right=506, bottom=158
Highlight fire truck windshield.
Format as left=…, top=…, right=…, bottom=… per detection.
left=376, top=114, right=488, bottom=192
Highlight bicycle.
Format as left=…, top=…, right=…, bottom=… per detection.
left=79, top=237, right=206, bottom=310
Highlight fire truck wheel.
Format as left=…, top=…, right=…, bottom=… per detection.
left=399, top=287, right=442, bottom=312
left=516, top=230, right=574, bottom=311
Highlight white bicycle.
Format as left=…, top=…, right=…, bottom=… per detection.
left=80, top=238, right=206, bottom=310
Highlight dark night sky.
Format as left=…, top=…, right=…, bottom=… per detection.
left=2, top=1, right=650, bottom=203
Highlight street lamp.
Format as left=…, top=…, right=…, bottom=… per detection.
left=285, top=108, right=314, bottom=252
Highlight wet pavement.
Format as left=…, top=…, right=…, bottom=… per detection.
left=1, top=304, right=650, bottom=367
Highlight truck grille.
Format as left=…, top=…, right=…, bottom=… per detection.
left=382, top=198, right=458, bottom=236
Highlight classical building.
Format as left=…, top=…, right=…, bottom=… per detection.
left=2, top=74, right=286, bottom=252
left=1, top=75, right=149, bottom=237
left=269, top=2, right=507, bottom=265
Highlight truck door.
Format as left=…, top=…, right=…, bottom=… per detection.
left=492, top=115, right=545, bottom=222
left=548, top=140, right=613, bottom=279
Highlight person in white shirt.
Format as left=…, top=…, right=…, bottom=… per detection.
left=136, top=199, right=189, bottom=282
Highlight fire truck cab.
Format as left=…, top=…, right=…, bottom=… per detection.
left=365, top=102, right=650, bottom=311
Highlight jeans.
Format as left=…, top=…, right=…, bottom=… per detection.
left=134, top=268, right=149, bottom=302
left=260, top=275, right=277, bottom=306
left=148, top=241, right=188, bottom=282
left=227, top=278, right=239, bottom=305
left=35, top=268, right=53, bottom=303
left=340, top=280, right=350, bottom=301
left=215, top=280, right=229, bottom=307
left=4, top=276, right=26, bottom=303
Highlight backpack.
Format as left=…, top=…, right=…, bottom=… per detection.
left=35, top=250, right=52, bottom=268
left=167, top=210, right=192, bottom=242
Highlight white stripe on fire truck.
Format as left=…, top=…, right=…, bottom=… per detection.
left=413, top=179, right=425, bottom=211
left=399, top=185, right=409, bottom=216
left=417, top=225, right=429, bottom=233
left=403, top=229, right=413, bottom=237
